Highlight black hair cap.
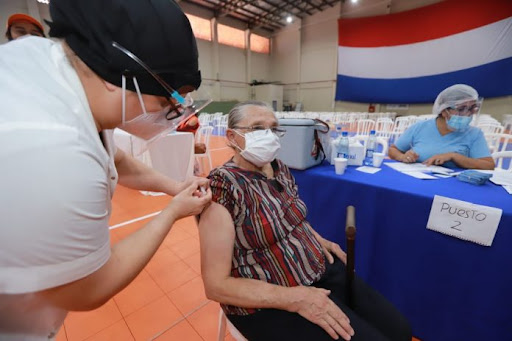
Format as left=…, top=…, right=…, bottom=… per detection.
left=48, top=0, right=201, bottom=96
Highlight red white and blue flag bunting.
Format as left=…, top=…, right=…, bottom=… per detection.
left=336, top=0, right=512, bottom=103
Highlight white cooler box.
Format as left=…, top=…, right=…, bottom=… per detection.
left=277, top=118, right=329, bottom=170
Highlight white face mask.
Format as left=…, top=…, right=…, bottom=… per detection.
left=233, top=129, right=281, bottom=167
left=118, top=75, right=181, bottom=141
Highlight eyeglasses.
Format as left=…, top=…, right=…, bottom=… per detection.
left=233, top=126, right=286, bottom=138
left=448, top=104, right=481, bottom=117
left=112, top=41, right=212, bottom=122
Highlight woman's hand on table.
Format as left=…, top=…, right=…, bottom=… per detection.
left=423, top=153, right=454, bottom=166
left=288, top=286, right=354, bottom=340
left=400, top=150, right=419, bottom=163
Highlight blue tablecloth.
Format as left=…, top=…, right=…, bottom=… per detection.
left=290, top=161, right=512, bottom=341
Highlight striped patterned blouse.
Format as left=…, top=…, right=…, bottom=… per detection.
left=209, top=159, right=326, bottom=316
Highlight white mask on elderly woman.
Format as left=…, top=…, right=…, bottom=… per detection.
left=233, top=129, right=281, bottom=167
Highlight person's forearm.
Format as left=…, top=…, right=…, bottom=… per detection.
left=40, top=206, right=178, bottom=311
left=451, top=154, right=494, bottom=170
left=388, top=145, right=405, bottom=161
left=308, top=226, right=323, bottom=240
left=116, top=152, right=181, bottom=195
left=205, top=276, right=300, bottom=312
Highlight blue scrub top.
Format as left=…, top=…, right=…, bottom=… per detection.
left=394, top=118, right=490, bottom=168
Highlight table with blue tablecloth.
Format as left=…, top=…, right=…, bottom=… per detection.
left=290, top=161, right=512, bottom=341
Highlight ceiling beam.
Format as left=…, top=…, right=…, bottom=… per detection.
left=182, top=0, right=340, bottom=32
left=184, top=0, right=281, bottom=30
left=249, top=0, right=290, bottom=24
left=217, top=0, right=285, bottom=30
left=322, top=0, right=338, bottom=7
left=281, top=0, right=313, bottom=15
left=182, top=0, right=216, bottom=10
left=303, top=0, right=322, bottom=11
left=216, top=0, right=253, bottom=17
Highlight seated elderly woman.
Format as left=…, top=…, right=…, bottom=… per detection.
left=198, top=101, right=411, bottom=341
left=388, top=84, right=494, bottom=169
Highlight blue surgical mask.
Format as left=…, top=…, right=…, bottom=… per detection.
left=446, top=115, right=472, bottom=132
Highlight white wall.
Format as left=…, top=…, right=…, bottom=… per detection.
left=271, top=4, right=340, bottom=112
left=250, top=51, right=271, bottom=84
left=195, top=36, right=272, bottom=102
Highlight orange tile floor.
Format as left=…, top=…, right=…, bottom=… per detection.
left=55, top=135, right=421, bottom=341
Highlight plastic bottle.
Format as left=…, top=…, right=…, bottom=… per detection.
left=363, top=130, right=376, bottom=166
left=335, top=124, right=342, bottom=138
left=337, top=131, right=349, bottom=159
left=329, top=123, right=338, bottom=139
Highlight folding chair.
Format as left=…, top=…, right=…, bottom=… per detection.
left=492, top=151, right=512, bottom=172
left=484, top=133, right=512, bottom=154
left=355, top=119, right=376, bottom=136
left=478, top=123, right=504, bottom=135
left=217, top=308, right=247, bottom=341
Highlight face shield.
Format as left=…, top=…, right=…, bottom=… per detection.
left=112, top=42, right=212, bottom=154
left=432, top=84, right=483, bottom=129
left=444, top=98, right=483, bottom=132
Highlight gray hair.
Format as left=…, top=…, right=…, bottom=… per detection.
left=227, top=101, right=276, bottom=128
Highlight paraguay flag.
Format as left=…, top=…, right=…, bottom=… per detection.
left=336, top=0, right=512, bottom=104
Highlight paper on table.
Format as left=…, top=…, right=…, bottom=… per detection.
left=356, top=166, right=381, bottom=174
left=385, top=162, right=453, bottom=174
left=427, top=195, right=502, bottom=246
left=503, top=185, right=512, bottom=195
left=403, top=171, right=438, bottom=179
left=489, top=171, right=512, bottom=194
left=490, top=171, right=512, bottom=186
left=433, top=173, right=452, bottom=179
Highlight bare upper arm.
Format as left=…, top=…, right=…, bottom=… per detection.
left=198, top=202, right=236, bottom=289
left=114, top=148, right=126, bottom=166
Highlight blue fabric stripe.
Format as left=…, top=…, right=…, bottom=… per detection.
left=335, top=56, right=512, bottom=103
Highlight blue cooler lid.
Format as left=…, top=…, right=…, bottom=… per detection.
left=278, top=118, right=316, bottom=126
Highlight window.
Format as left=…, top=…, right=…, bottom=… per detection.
left=218, top=24, right=246, bottom=49
left=250, top=34, right=270, bottom=54
left=185, top=14, right=211, bottom=41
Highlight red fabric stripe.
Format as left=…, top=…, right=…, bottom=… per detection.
left=339, top=0, right=512, bottom=47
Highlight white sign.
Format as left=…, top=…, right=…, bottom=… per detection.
left=427, top=195, right=502, bottom=246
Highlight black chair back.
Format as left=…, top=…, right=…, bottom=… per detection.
left=345, top=205, right=356, bottom=309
